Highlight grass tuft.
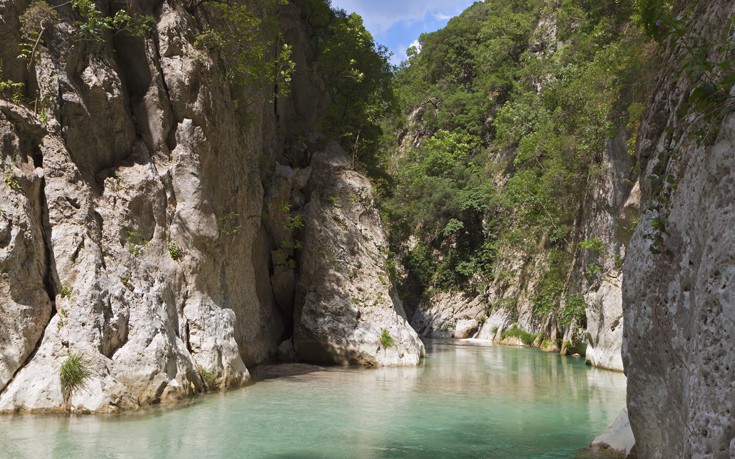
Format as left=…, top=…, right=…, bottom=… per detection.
left=60, top=352, right=88, bottom=407
left=379, top=329, right=395, bottom=348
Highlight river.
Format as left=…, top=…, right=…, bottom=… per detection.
left=0, top=340, right=625, bottom=458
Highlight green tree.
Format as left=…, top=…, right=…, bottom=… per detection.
left=317, top=10, right=397, bottom=176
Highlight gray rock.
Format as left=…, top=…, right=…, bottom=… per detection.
left=294, top=142, right=424, bottom=366
left=590, top=408, right=635, bottom=457
left=585, top=277, right=624, bottom=371
left=277, top=339, right=295, bottom=362
left=411, top=292, right=486, bottom=339
left=0, top=107, right=52, bottom=393
left=623, top=3, right=735, bottom=455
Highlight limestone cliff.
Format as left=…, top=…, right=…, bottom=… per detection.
left=0, top=0, right=421, bottom=414
left=623, top=2, right=735, bottom=456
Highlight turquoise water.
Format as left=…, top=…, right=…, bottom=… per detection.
left=0, top=341, right=625, bottom=458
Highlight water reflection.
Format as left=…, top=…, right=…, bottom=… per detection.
left=0, top=340, right=625, bottom=458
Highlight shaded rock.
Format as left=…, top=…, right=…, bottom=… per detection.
left=277, top=339, right=295, bottom=362
left=0, top=106, right=52, bottom=393
left=590, top=408, right=635, bottom=457
left=411, top=292, right=486, bottom=339
left=623, top=2, right=735, bottom=455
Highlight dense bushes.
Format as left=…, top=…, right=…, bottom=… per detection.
left=383, top=0, right=652, bottom=323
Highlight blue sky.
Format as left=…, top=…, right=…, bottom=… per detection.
left=329, top=0, right=479, bottom=65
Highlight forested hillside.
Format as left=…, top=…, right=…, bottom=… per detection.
left=353, top=0, right=661, bottom=362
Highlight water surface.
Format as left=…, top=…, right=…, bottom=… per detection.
left=0, top=341, right=625, bottom=458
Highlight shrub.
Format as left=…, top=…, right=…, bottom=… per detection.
left=0, top=67, right=24, bottom=103
left=3, top=166, right=21, bottom=192
left=168, top=243, right=182, bottom=261
left=192, top=0, right=293, bottom=102
left=126, top=231, right=147, bottom=256
left=379, top=329, right=395, bottom=348
left=60, top=352, right=88, bottom=407
left=579, top=237, right=605, bottom=256
left=19, top=0, right=58, bottom=66
left=500, top=327, right=536, bottom=345
left=198, top=365, right=216, bottom=390
left=72, top=0, right=154, bottom=43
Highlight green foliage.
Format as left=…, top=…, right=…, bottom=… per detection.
left=626, top=102, right=645, bottom=156
left=59, top=285, right=73, bottom=299
left=18, top=0, right=58, bottom=67
left=632, top=0, right=674, bottom=40
left=385, top=0, right=651, bottom=314
left=579, top=237, right=605, bottom=256
left=0, top=70, right=23, bottom=103
left=3, top=166, right=21, bottom=192
left=194, top=0, right=293, bottom=103
left=119, top=272, right=132, bottom=288
left=126, top=230, right=147, bottom=256
left=500, top=327, right=536, bottom=345
left=219, top=211, right=241, bottom=237
left=60, top=352, right=88, bottom=406
left=72, top=0, right=154, bottom=42
left=379, top=329, right=395, bottom=348
left=532, top=250, right=569, bottom=319
left=561, top=294, right=587, bottom=327
left=315, top=9, right=397, bottom=178
left=168, top=243, right=182, bottom=261
left=197, top=365, right=216, bottom=390
left=284, top=214, right=305, bottom=232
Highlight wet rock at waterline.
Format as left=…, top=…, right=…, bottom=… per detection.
left=589, top=408, right=635, bottom=457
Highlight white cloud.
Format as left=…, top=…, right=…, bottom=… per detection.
left=390, top=39, right=422, bottom=66
left=330, top=0, right=473, bottom=35
left=433, top=13, right=453, bottom=21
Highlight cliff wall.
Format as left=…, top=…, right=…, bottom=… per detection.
left=623, top=2, right=735, bottom=456
left=0, top=0, right=421, bottom=413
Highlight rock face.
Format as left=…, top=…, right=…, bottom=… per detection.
left=0, top=103, right=52, bottom=393
left=623, top=2, right=735, bottom=456
left=294, top=142, right=424, bottom=366
left=410, top=292, right=485, bottom=339
left=0, top=0, right=420, bottom=413
left=584, top=278, right=624, bottom=371
left=590, top=408, right=635, bottom=457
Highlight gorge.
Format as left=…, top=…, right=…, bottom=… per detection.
left=0, top=0, right=733, bottom=456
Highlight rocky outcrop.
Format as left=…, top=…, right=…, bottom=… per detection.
left=590, top=408, right=635, bottom=457
left=0, top=0, right=419, bottom=413
left=1, top=1, right=272, bottom=412
left=294, top=141, right=424, bottom=366
left=410, top=292, right=485, bottom=339
left=583, top=277, right=624, bottom=371
left=0, top=103, right=52, bottom=394
left=623, top=2, right=735, bottom=456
